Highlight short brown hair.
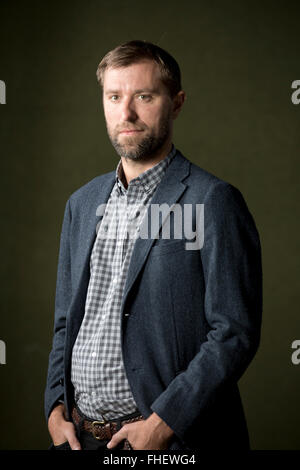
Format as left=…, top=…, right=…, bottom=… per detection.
left=96, top=40, right=182, bottom=98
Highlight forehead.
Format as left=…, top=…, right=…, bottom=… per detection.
left=103, top=60, right=165, bottom=92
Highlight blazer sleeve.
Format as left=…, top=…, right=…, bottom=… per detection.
left=44, top=198, right=72, bottom=421
left=150, top=181, right=263, bottom=441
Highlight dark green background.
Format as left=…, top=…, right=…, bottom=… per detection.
left=0, top=0, right=299, bottom=450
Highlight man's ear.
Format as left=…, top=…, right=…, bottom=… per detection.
left=172, top=90, right=186, bottom=119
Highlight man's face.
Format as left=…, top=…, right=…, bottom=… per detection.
left=102, top=60, right=177, bottom=161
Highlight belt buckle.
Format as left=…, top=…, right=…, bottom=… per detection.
left=91, top=418, right=106, bottom=440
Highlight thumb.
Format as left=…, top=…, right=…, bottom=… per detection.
left=107, top=428, right=126, bottom=449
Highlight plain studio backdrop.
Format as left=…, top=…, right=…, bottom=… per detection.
left=0, top=0, right=299, bottom=450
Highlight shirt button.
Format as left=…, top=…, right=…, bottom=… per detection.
left=91, top=352, right=97, bottom=357
left=103, top=225, right=108, bottom=232
left=113, top=277, right=118, bottom=284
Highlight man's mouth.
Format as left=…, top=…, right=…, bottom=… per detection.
left=119, top=129, right=143, bottom=135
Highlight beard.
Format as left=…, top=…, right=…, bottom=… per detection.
left=106, top=110, right=172, bottom=162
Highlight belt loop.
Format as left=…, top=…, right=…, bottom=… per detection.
left=115, top=419, right=122, bottom=432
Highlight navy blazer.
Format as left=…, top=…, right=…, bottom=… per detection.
left=44, top=149, right=262, bottom=450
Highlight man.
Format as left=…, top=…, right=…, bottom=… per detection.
left=45, top=40, right=262, bottom=451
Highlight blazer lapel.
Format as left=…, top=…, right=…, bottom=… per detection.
left=81, top=173, right=116, bottom=271
left=67, top=172, right=116, bottom=342
left=120, top=150, right=190, bottom=315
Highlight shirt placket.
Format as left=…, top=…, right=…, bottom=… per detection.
left=115, top=191, right=127, bottom=268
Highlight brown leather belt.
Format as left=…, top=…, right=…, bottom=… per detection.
left=71, top=406, right=145, bottom=450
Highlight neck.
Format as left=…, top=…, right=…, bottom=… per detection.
left=121, top=139, right=173, bottom=187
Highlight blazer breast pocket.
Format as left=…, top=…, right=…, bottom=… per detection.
left=150, top=239, right=187, bottom=256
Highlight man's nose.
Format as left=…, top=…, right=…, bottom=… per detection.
left=120, top=98, right=137, bottom=122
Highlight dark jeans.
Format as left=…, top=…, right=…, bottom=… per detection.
left=51, top=430, right=127, bottom=451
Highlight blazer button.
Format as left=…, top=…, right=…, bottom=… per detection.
left=124, top=313, right=130, bottom=317
left=59, top=378, right=64, bottom=386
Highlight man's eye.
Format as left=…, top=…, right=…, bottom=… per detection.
left=110, top=95, right=119, bottom=101
left=138, top=94, right=152, bottom=101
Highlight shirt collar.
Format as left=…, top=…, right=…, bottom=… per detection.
left=115, top=144, right=176, bottom=195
